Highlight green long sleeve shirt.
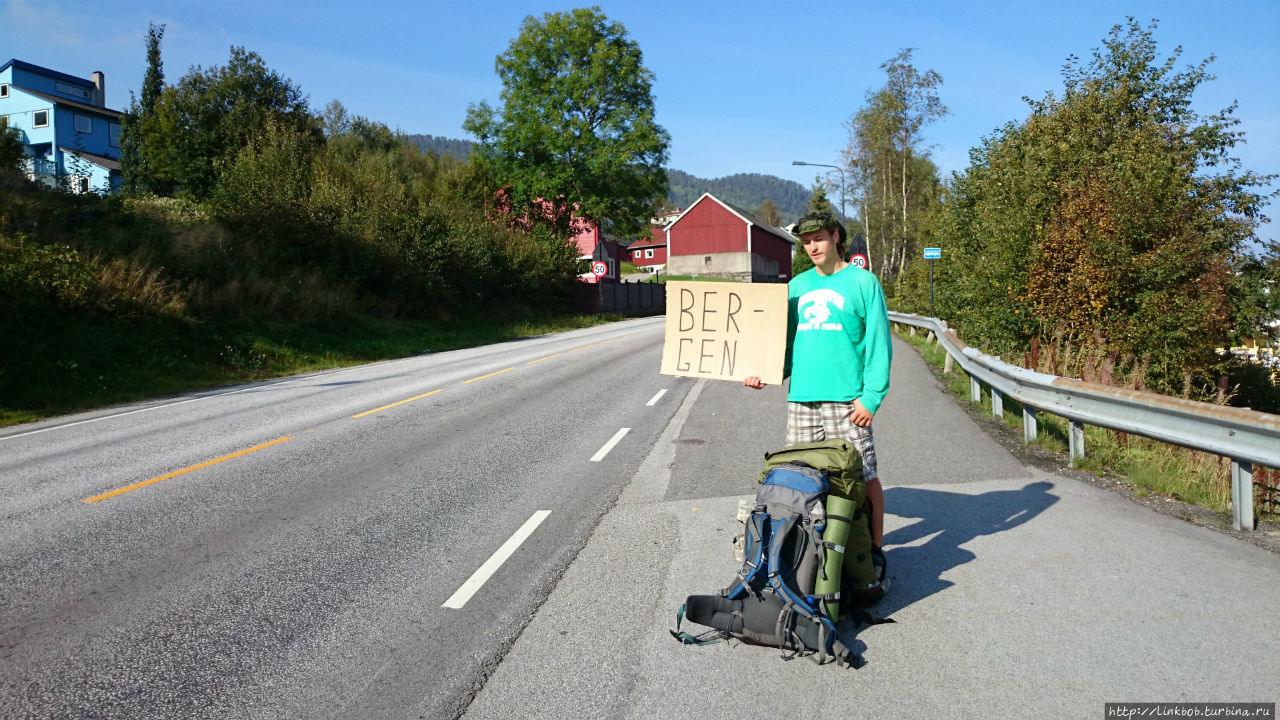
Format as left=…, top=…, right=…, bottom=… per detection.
left=785, top=264, right=893, bottom=414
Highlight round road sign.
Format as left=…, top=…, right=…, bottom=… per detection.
left=849, top=253, right=868, bottom=269
left=591, top=261, right=609, bottom=277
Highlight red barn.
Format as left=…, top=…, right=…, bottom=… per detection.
left=666, top=193, right=793, bottom=282
left=627, top=227, right=668, bottom=271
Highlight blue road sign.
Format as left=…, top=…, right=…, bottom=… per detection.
left=923, top=247, right=942, bottom=259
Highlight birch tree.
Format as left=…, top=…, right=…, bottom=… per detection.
left=844, top=50, right=946, bottom=292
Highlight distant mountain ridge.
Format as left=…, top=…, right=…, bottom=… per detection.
left=402, top=134, right=810, bottom=223
left=665, top=169, right=808, bottom=224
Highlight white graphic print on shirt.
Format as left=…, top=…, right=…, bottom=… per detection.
left=797, top=288, right=844, bottom=331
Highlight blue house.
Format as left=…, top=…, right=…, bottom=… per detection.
left=0, top=59, right=123, bottom=193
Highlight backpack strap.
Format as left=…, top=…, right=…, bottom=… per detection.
left=669, top=603, right=726, bottom=646
left=765, top=514, right=818, bottom=615
left=722, top=506, right=768, bottom=599
left=764, top=514, right=847, bottom=664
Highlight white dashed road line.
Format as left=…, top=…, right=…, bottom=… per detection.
left=646, top=389, right=667, bottom=406
left=589, top=428, right=631, bottom=462
left=442, top=510, right=552, bottom=610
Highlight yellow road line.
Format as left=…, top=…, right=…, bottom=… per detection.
left=84, top=437, right=293, bottom=504
left=527, top=353, right=562, bottom=365
left=569, top=344, right=595, bottom=353
left=463, top=367, right=515, bottom=384
left=352, top=389, right=443, bottom=418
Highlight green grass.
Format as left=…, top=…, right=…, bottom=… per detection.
left=893, top=325, right=1242, bottom=515
left=1, top=308, right=618, bottom=428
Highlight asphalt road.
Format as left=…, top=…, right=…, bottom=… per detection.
left=0, top=316, right=689, bottom=719
left=463, top=335, right=1280, bottom=720
left=5, top=320, right=1278, bottom=719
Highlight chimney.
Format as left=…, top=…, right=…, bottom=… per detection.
left=91, top=71, right=105, bottom=107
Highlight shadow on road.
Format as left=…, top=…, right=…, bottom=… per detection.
left=875, top=481, right=1059, bottom=616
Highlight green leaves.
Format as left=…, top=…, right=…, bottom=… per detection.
left=464, top=7, right=669, bottom=241
left=845, top=49, right=947, bottom=288
left=140, top=46, right=321, bottom=199
left=938, top=18, right=1276, bottom=396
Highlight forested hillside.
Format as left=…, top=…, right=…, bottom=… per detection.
left=404, top=134, right=474, bottom=160
left=663, top=170, right=809, bottom=223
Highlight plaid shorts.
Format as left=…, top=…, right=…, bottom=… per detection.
left=785, top=401, right=879, bottom=481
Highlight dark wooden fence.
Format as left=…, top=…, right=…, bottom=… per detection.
left=572, top=281, right=666, bottom=315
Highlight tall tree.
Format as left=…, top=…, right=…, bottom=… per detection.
left=321, top=99, right=351, bottom=138
left=140, top=46, right=320, bottom=199
left=119, top=22, right=165, bottom=193
left=844, top=49, right=946, bottom=288
left=0, top=117, right=23, bottom=185
left=464, top=7, right=670, bottom=240
left=756, top=199, right=783, bottom=226
left=938, top=19, right=1275, bottom=395
left=805, top=183, right=833, bottom=215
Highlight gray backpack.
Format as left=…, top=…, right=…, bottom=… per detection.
left=671, top=444, right=892, bottom=666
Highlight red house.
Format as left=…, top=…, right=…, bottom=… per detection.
left=665, top=193, right=793, bottom=282
left=491, top=191, right=622, bottom=283
left=627, top=227, right=668, bottom=272
left=571, top=220, right=625, bottom=284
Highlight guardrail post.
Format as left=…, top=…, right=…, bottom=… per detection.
left=970, top=377, right=981, bottom=403
left=909, top=326, right=916, bottom=337
left=926, top=331, right=936, bottom=345
left=1069, top=421, right=1085, bottom=466
left=991, top=388, right=1003, bottom=418
left=1231, top=459, right=1255, bottom=531
left=1023, top=406, right=1038, bottom=443
left=943, top=352, right=954, bottom=375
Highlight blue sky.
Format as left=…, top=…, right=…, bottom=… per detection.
left=4, top=0, right=1278, bottom=240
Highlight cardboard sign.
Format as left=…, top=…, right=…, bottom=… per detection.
left=660, top=282, right=787, bottom=385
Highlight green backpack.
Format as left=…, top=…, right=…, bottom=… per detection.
left=758, top=439, right=885, bottom=606
left=671, top=439, right=889, bottom=664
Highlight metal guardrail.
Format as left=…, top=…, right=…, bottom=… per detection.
left=888, top=311, right=1280, bottom=531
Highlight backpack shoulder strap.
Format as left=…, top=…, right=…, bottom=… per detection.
left=722, top=505, right=768, bottom=599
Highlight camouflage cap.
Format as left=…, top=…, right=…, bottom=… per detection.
left=793, top=211, right=843, bottom=238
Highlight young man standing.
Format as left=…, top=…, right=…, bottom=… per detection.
left=743, top=211, right=892, bottom=547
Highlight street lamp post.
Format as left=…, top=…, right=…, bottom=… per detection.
left=792, top=160, right=846, bottom=222
left=793, top=159, right=871, bottom=272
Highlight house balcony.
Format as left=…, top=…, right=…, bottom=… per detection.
left=22, top=156, right=59, bottom=187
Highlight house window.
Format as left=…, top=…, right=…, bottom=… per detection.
left=0, top=84, right=8, bottom=98
left=56, top=82, right=90, bottom=101
left=70, top=175, right=90, bottom=194
left=634, top=250, right=642, bottom=259
left=75, top=114, right=93, bottom=134
left=33, top=110, right=49, bottom=127
left=704, top=256, right=712, bottom=265
left=109, top=123, right=121, bottom=147
left=645, top=249, right=654, bottom=259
